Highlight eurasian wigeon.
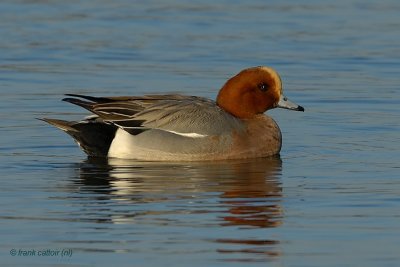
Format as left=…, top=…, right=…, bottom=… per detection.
left=41, top=66, right=304, bottom=161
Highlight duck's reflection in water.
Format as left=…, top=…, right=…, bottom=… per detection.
left=73, top=156, right=283, bottom=261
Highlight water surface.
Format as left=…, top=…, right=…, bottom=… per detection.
left=1, top=1, right=399, bottom=266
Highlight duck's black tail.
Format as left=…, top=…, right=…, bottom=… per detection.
left=39, top=118, right=117, bottom=157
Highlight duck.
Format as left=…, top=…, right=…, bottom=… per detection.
left=41, top=66, right=304, bottom=161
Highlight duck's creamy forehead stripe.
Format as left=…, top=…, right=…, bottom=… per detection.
left=259, top=66, right=282, bottom=92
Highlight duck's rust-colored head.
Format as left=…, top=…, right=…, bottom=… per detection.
left=216, top=66, right=304, bottom=119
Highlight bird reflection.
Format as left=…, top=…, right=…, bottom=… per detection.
left=72, top=156, right=283, bottom=261
left=218, top=158, right=282, bottom=229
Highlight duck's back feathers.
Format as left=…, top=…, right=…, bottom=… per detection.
left=62, top=94, right=244, bottom=136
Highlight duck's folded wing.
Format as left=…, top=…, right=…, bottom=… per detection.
left=63, top=94, right=244, bottom=136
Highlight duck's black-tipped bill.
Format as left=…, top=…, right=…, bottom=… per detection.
left=277, top=95, right=305, bottom=112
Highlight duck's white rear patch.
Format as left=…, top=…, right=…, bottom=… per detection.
left=108, top=128, right=209, bottom=160
left=108, top=129, right=137, bottom=158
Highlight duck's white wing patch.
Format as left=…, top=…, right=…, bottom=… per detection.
left=162, top=129, right=208, bottom=138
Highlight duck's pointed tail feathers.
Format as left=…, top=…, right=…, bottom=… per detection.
left=39, top=118, right=117, bottom=157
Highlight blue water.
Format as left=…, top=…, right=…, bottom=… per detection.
left=1, top=1, right=399, bottom=266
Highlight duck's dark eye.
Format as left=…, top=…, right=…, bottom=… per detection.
left=258, top=83, right=269, bottom=92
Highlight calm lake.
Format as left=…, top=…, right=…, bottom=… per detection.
left=1, top=1, right=399, bottom=266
